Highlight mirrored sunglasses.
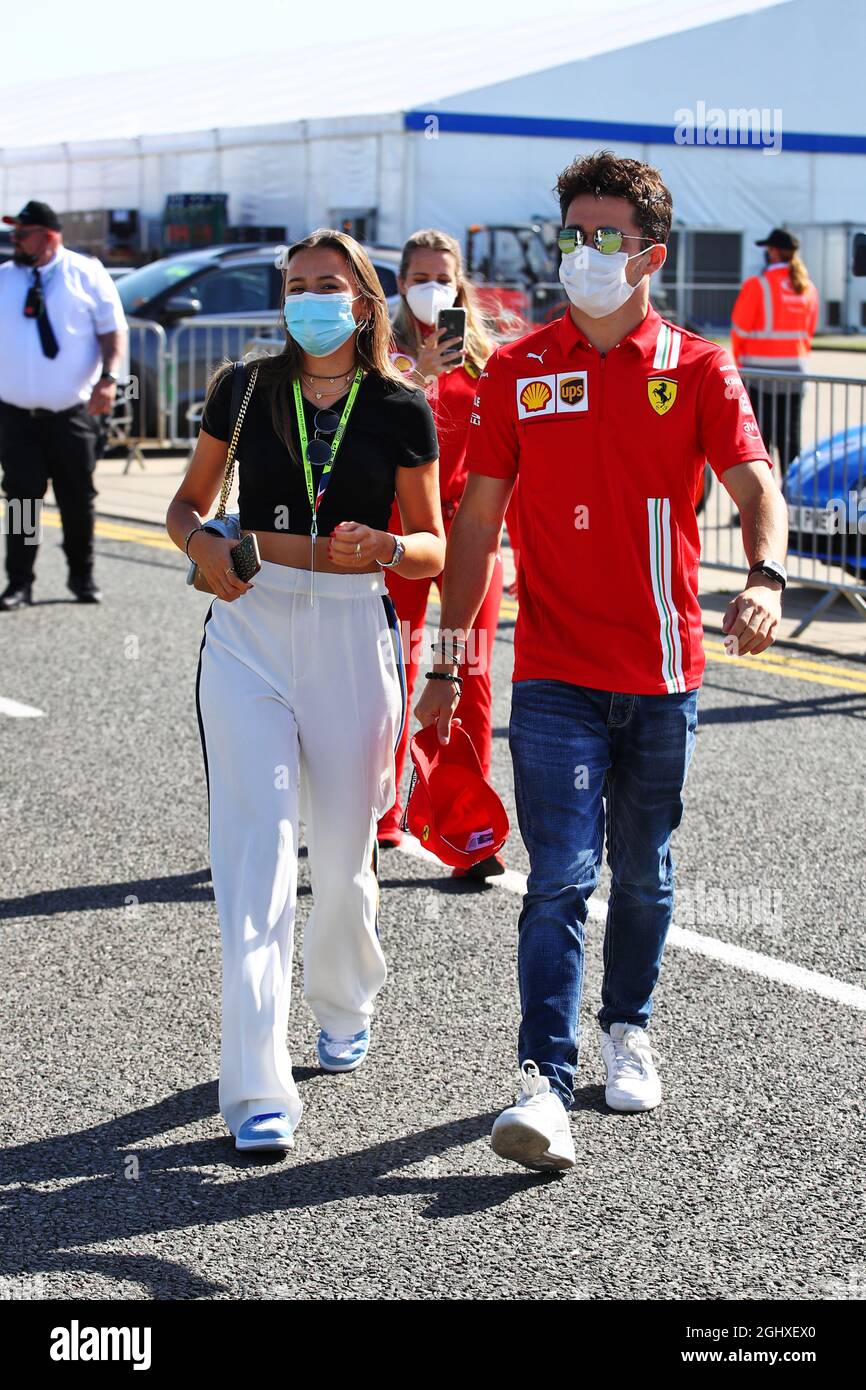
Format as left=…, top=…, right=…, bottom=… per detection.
left=558, top=225, right=651, bottom=256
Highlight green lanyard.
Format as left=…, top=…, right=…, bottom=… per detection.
left=292, top=368, right=364, bottom=541
left=292, top=367, right=364, bottom=604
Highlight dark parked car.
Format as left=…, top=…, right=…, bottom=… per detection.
left=115, top=242, right=402, bottom=439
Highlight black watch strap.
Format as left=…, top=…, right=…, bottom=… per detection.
left=748, top=560, right=787, bottom=591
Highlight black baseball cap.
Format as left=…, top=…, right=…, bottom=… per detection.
left=2, top=200, right=62, bottom=231
left=755, top=228, right=799, bottom=252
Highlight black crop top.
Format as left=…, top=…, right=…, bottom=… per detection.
left=200, top=366, right=439, bottom=535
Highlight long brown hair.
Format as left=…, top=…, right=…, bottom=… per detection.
left=782, top=249, right=811, bottom=294
left=392, top=228, right=495, bottom=376
left=205, top=228, right=409, bottom=466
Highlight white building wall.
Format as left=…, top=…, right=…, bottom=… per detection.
left=429, top=0, right=862, bottom=138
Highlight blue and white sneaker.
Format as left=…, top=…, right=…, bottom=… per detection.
left=235, top=1112, right=296, bottom=1152
left=317, top=1027, right=370, bottom=1073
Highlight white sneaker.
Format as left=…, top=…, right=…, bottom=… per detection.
left=490, top=1061, right=576, bottom=1171
left=599, top=1023, right=662, bottom=1112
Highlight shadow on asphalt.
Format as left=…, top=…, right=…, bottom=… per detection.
left=0, top=868, right=217, bottom=921
left=0, top=1083, right=553, bottom=1298
left=696, top=682, right=866, bottom=723
left=0, top=851, right=504, bottom=922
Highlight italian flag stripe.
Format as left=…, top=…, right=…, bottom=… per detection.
left=647, top=497, right=686, bottom=693
left=652, top=323, right=681, bottom=371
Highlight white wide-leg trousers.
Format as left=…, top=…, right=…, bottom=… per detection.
left=195, top=560, right=406, bottom=1136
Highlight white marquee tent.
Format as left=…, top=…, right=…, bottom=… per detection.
left=1, top=0, right=863, bottom=321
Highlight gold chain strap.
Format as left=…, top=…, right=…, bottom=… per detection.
left=214, top=364, right=259, bottom=519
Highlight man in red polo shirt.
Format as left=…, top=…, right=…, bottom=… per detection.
left=415, top=150, right=788, bottom=1171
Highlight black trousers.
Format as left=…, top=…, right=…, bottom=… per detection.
left=0, top=401, right=103, bottom=586
left=753, top=384, right=803, bottom=478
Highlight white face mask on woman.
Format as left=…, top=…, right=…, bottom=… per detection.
left=406, top=281, right=458, bottom=325
left=558, top=244, right=661, bottom=319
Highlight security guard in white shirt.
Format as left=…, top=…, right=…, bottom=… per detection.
left=0, top=200, right=128, bottom=608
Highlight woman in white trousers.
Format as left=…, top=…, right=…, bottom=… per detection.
left=167, top=230, right=445, bottom=1153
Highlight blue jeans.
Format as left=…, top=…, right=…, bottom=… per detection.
left=508, top=680, right=699, bottom=1108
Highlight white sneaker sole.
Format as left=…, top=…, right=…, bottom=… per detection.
left=235, top=1133, right=295, bottom=1152
left=604, top=1089, right=661, bottom=1113
left=490, top=1117, right=575, bottom=1171
left=318, top=1053, right=367, bottom=1073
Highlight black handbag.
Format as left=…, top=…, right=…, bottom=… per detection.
left=186, top=361, right=258, bottom=593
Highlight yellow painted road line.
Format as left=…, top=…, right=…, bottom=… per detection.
left=39, top=510, right=176, bottom=551
left=704, top=651, right=866, bottom=692
left=703, top=638, right=866, bottom=682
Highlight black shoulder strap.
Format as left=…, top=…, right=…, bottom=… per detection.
left=229, top=360, right=248, bottom=429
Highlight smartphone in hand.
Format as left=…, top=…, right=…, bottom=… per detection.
left=230, top=532, right=261, bottom=582
left=436, top=306, right=467, bottom=367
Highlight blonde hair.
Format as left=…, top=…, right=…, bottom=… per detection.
left=784, top=250, right=811, bottom=295
left=205, top=228, right=410, bottom=465
left=392, top=228, right=495, bottom=375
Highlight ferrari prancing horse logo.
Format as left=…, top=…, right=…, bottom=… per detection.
left=647, top=377, right=678, bottom=415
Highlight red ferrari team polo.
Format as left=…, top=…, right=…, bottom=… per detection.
left=466, top=305, right=771, bottom=695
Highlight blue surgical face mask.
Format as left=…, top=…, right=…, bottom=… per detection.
left=283, top=291, right=360, bottom=356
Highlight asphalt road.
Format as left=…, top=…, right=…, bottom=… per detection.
left=0, top=518, right=864, bottom=1302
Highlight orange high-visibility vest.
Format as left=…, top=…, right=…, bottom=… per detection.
left=731, top=265, right=819, bottom=371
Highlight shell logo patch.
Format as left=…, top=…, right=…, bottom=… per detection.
left=647, top=377, right=678, bottom=415
left=516, top=375, right=556, bottom=420
left=520, top=380, right=552, bottom=412
left=390, top=351, right=416, bottom=375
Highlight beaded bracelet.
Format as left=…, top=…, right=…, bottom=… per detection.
left=425, top=671, right=463, bottom=690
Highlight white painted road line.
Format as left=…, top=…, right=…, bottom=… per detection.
left=0, top=696, right=45, bottom=718
left=394, top=835, right=866, bottom=1013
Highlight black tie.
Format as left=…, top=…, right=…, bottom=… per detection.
left=31, top=267, right=59, bottom=358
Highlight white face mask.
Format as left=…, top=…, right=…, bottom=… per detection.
left=406, top=280, right=458, bottom=325
left=558, top=244, right=659, bottom=319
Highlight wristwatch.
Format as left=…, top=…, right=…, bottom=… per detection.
left=748, top=559, right=787, bottom=591
left=99, top=370, right=119, bottom=383
left=377, top=534, right=406, bottom=570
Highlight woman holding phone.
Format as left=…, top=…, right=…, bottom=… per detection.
left=377, top=228, right=507, bottom=879
left=166, top=230, right=444, bottom=1153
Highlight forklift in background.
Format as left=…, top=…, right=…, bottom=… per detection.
left=465, top=219, right=565, bottom=335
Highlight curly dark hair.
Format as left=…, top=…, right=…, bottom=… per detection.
left=554, top=150, right=673, bottom=245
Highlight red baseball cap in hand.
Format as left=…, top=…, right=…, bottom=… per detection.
left=403, top=720, right=509, bottom=869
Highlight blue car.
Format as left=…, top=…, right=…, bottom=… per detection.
left=784, top=425, right=866, bottom=576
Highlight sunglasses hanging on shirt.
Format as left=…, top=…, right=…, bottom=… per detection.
left=305, top=408, right=342, bottom=466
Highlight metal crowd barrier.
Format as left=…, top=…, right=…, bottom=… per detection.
left=111, top=317, right=169, bottom=473
left=103, top=315, right=284, bottom=465
left=167, top=315, right=284, bottom=448
left=701, top=367, right=866, bottom=636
